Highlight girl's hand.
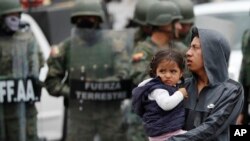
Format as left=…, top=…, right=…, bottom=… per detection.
left=179, top=88, right=188, bottom=99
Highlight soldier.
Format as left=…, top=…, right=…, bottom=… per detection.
left=44, top=0, right=132, bottom=141
left=0, top=0, right=44, bottom=141
left=130, top=0, right=187, bottom=85
left=128, top=0, right=156, bottom=45
left=171, top=0, right=195, bottom=47
left=238, top=29, right=250, bottom=125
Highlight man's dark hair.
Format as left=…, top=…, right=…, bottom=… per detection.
left=191, top=26, right=199, bottom=42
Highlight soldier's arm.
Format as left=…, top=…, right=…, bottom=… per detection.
left=27, top=31, right=45, bottom=76
left=129, top=42, right=152, bottom=86
left=45, top=39, right=70, bottom=97
left=113, top=38, right=132, bottom=79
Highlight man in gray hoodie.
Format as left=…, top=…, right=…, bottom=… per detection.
left=168, top=27, right=244, bottom=141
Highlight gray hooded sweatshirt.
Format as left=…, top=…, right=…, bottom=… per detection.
left=168, top=28, right=244, bottom=141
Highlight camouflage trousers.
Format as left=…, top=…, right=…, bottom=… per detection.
left=0, top=103, right=39, bottom=141
left=66, top=100, right=128, bottom=141
left=122, top=100, right=148, bottom=141
left=126, top=117, right=148, bottom=141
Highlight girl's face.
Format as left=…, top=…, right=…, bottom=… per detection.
left=156, top=60, right=183, bottom=86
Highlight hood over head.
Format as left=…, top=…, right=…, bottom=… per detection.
left=191, top=27, right=231, bottom=85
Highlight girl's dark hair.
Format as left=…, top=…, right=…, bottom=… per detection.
left=149, top=48, right=185, bottom=77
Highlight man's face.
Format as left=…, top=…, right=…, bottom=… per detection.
left=173, top=21, right=182, bottom=39
left=179, top=23, right=193, bottom=39
left=159, top=24, right=172, bottom=34
left=158, top=21, right=182, bottom=40
left=186, top=36, right=204, bottom=73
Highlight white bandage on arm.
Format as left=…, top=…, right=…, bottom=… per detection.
left=149, top=89, right=184, bottom=111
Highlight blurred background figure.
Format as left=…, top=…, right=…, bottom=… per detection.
left=126, top=0, right=154, bottom=47
left=171, top=0, right=195, bottom=47
left=44, top=0, right=133, bottom=140
left=239, top=29, right=250, bottom=125
left=130, top=0, right=186, bottom=85
left=0, top=0, right=44, bottom=141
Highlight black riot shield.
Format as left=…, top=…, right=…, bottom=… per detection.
left=66, top=28, right=134, bottom=141
left=69, top=28, right=134, bottom=103
left=0, top=31, right=42, bottom=141
left=0, top=105, right=5, bottom=140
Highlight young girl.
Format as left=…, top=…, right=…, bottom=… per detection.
left=132, top=49, right=188, bottom=141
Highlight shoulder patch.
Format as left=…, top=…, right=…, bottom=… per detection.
left=132, top=52, right=144, bottom=62
left=50, top=47, right=60, bottom=57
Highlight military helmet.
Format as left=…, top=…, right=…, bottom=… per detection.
left=132, top=0, right=156, bottom=25
left=171, top=0, right=195, bottom=24
left=146, top=0, right=182, bottom=26
left=0, top=0, right=23, bottom=17
left=71, top=0, right=105, bottom=24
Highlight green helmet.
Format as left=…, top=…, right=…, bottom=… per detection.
left=171, top=0, right=195, bottom=24
left=146, top=0, right=182, bottom=26
left=71, top=0, right=105, bottom=24
left=132, top=0, right=156, bottom=25
left=0, top=0, right=23, bottom=17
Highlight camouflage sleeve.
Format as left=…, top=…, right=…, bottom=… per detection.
left=129, top=41, right=153, bottom=86
left=114, top=47, right=131, bottom=79
left=27, top=32, right=45, bottom=76
left=173, top=41, right=188, bottom=56
left=112, top=33, right=133, bottom=80
left=45, top=39, right=70, bottom=98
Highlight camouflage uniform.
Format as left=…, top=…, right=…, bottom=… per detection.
left=45, top=1, right=132, bottom=141
left=131, top=0, right=156, bottom=45
left=170, top=0, right=195, bottom=47
left=239, top=29, right=250, bottom=124
left=0, top=1, right=44, bottom=141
